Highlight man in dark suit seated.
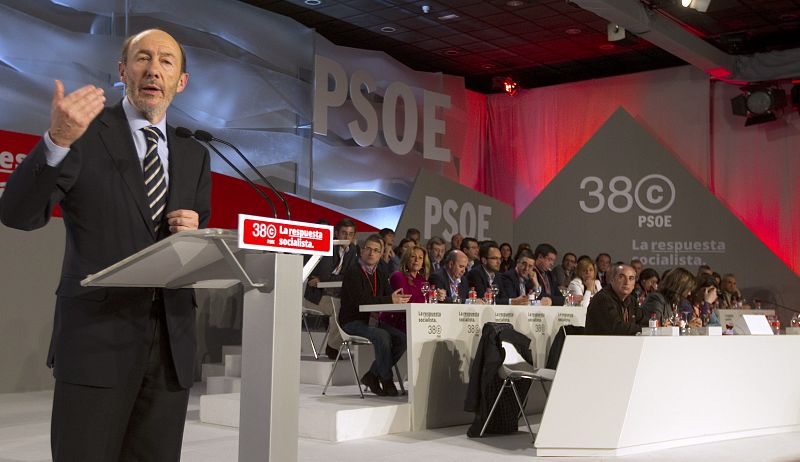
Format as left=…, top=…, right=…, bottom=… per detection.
left=460, top=237, right=480, bottom=272
left=0, top=29, right=210, bottom=461
left=497, top=249, right=537, bottom=305
left=531, top=243, right=565, bottom=306
left=338, top=235, right=410, bottom=396
left=429, top=250, right=470, bottom=303
left=304, top=218, right=359, bottom=359
left=466, top=242, right=502, bottom=300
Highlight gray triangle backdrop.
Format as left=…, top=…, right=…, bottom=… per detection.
left=514, top=108, right=800, bottom=317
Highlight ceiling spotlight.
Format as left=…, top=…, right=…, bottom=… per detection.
left=491, top=76, right=519, bottom=95
left=502, top=77, right=518, bottom=96
left=680, top=0, right=711, bottom=12
left=380, top=26, right=397, bottom=33
left=730, top=85, right=788, bottom=126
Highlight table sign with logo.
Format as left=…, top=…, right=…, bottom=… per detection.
left=238, top=214, right=334, bottom=256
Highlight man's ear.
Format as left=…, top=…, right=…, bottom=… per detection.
left=176, top=72, right=189, bottom=94
left=118, top=61, right=126, bottom=85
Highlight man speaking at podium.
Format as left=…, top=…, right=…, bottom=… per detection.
left=0, top=29, right=211, bottom=461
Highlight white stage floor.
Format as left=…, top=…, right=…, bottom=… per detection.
left=2, top=385, right=800, bottom=462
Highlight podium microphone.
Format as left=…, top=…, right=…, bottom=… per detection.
left=194, top=130, right=291, bottom=220
left=175, top=127, right=278, bottom=218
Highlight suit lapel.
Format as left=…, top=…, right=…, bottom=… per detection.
left=164, top=125, right=186, bottom=218
left=98, top=103, right=155, bottom=239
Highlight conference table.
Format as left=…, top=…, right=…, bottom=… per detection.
left=359, top=303, right=800, bottom=456
left=534, top=334, right=800, bottom=456
left=359, top=302, right=586, bottom=431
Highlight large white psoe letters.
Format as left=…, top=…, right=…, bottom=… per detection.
left=313, top=55, right=451, bottom=161
left=424, top=196, right=491, bottom=241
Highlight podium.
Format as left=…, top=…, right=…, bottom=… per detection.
left=81, top=228, right=302, bottom=462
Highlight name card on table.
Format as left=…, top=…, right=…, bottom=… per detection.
left=717, top=309, right=775, bottom=329
left=734, top=314, right=774, bottom=335
left=238, top=214, right=333, bottom=256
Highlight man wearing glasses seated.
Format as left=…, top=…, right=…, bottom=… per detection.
left=339, top=234, right=411, bottom=396
left=497, top=249, right=538, bottom=305
left=466, top=242, right=501, bottom=301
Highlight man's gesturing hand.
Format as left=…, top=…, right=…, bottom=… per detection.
left=48, top=80, right=105, bottom=148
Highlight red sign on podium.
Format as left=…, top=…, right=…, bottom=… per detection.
left=238, top=214, right=334, bottom=256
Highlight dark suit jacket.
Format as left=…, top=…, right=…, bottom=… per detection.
left=304, top=243, right=359, bottom=303
left=428, top=267, right=469, bottom=303
left=466, top=265, right=496, bottom=300
left=0, top=102, right=211, bottom=388
left=533, top=268, right=565, bottom=305
left=497, top=269, right=533, bottom=305
left=585, top=286, right=640, bottom=335
left=338, top=263, right=392, bottom=326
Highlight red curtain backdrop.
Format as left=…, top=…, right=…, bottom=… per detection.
left=459, top=66, right=800, bottom=276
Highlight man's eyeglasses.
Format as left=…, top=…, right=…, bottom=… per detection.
left=363, top=247, right=382, bottom=254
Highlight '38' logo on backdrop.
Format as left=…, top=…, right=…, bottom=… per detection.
left=578, top=174, right=676, bottom=228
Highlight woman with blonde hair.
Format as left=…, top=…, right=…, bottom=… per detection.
left=386, top=245, right=432, bottom=330
left=567, top=257, right=602, bottom=305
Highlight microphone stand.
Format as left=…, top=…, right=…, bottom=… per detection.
left=176, top=127, right=278, bottom=218
left=197, top=131, right=291, bottom=220
left=754, top=299, right=800, bottom=315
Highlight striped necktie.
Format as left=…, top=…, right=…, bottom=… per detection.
left=141, top=126, right=167, bottom=233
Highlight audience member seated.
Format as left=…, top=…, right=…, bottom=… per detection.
left=718, top=273, right=747, bottom=309
left=585, top=264, right=641, bottom=335
left=429, top=250, right=471, bottom=303
left=389, top=238, right=415, bottom=274
left=680, top=274, right=720, bottom=327
left=639, top=267, right=696, bottom=326
left=595, top=252, right=611, bottom=286
left=567, top=256, right=602, bottom=306
left=460, top=237, right=480, bottom=272
left=466, top=242, right=501, bottom=300
left=531, top=243, right=564, bottom=306
left=497, top=249, right=537, bottom=305
left=697, top=264, right=713, bottom=277
left=386, top=245, right=434, bottom=330
left=339, top=234, right=411, bottom=396
left=304, top=218, right=359, bottom=359
left=498, top=242, right=514, bottom=273
left=449, top=232, right=463, bottom=252
left=426, top=236, right=446, bottom=273
left=633, top=267, right=660, bottom=307
left=378, top=227, right=396, bottom=275
left=711, top=271, right=722, bottom=288
left=553, top=252, right=577, bottom=290
left=405, top=227, right=421, bottom=244
left=512, top=242, right=532, bottom=266
left=630, top=258, right=643, bottom=276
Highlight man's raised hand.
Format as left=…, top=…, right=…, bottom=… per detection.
left=48, top=80, right=105, bottom=148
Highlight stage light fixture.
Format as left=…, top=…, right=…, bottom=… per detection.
left=730, top=85, right=788, bottom=126
left=502, top=77, right=518, bottom=96
left=607, top=23, right=626, bottom=42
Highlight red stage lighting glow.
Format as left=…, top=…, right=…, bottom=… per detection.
left=503, top=77, right=518, bottom=96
